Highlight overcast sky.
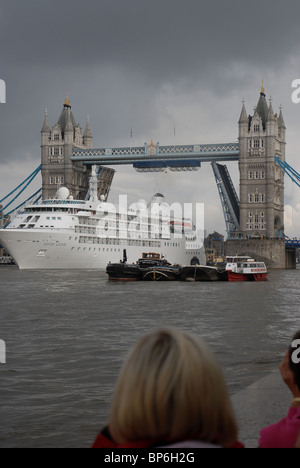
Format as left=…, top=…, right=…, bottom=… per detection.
left=1, top=0, right=300, bottom=236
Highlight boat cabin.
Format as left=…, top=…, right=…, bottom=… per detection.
left=225, top=255, right=268, bottom=281
left=141, top=252, right=162, bottom=260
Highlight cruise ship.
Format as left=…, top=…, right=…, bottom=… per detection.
left=0, top=167, right=205, bottom=270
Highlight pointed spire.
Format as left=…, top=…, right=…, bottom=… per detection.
left=278, top=105, right=286, bottom=129
left=261, top=80, right=265, bottom=96
left=84, top=115, right=92, bottom=138
left=41, top=108, right=51, bottom=133
left=83, top=115, right=93, bottom=148
left=239, top=100, right=248, bottom=124
left=64, top=92, right=71, bottom=108
left=255, top=87, right=268, bottom=129
left=267, top=99, right=276, bottom=121
left=65, top=107, right=73, bottom=133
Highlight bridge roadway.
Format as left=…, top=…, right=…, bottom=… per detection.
left=71, top=142, right=240, bottom=166
left=285, top=239, right=300, bottom=248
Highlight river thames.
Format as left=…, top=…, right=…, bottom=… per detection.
left=0, top=266, right=299, bottom=447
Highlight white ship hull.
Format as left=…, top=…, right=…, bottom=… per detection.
left=0, top=170, right=205, bottom=270
left=0, top=229, right=204, bottom=270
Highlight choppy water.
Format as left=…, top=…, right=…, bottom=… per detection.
left=0, top=266, right=299, bottom=448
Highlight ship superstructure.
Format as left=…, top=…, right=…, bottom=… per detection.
left=0, top=168, right=204, bottom=270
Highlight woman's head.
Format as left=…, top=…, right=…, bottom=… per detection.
left=109, top=328, right=238, bottom=447
left=289, top=330, right=300, bottom=391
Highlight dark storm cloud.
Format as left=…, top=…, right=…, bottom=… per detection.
left=1, top=0, right=300, bottom=235
left=0, top=0, right=299, bottom=145
left=0, top=0, right=298, bottom=158
left=1, top=0, right=300, bottom=79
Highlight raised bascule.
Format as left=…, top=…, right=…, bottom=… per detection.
left=1, top=85, right=299, bottom=268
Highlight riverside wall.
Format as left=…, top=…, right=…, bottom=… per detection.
left=225, top=239, right=295, bottom=269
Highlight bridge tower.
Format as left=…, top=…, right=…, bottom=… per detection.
left=238, top=83, right=286, bottom=239
left=41, top=93, right=114, bottom=200
left=227, top=84, right=287, bottom=268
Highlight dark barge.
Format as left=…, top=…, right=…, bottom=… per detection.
left=106, top=251, right=227, bottom=282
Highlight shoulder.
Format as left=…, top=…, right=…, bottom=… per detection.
left=259, top=407, right=300, bottom=448
left=159, top=440, right=222, bottom=448
left=91, top=427, right=117, bottom=448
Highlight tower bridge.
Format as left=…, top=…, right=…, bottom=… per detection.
left=70, top=142, right=240, bottom=167
left=70, top=142, right=241, bottom=235
left=1, top=85, right=300, bottom=268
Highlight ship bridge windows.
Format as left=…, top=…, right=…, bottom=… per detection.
left=76, top=235, right=162, bottom=249
left=29, top=207, right=71, bottom=214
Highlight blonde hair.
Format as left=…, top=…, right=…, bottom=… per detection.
left=109, top=328, right=238, bottom=447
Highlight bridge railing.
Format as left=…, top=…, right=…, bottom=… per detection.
left=71, top=142, right=240, bottom=164
left=285, top=239, right=300, bottom=248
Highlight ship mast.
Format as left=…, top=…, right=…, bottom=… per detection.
left=86, top=165, right=99, bottom=202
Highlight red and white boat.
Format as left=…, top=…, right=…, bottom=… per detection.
left=225, top=256, right=268, bottom=282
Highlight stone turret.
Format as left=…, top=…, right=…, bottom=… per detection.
left=238, top=83, right=285, bottom=240
left=41, top=109, right=51, bottom=136
left=83, top=115, right=93, bottom=148
left=227, top=83, right=287, bottom=269
left=41, top=93, right=93, bottom=200
left=41, top=93, right=114, bottom=201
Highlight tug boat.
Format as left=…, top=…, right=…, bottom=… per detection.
left=137, top=252, right=172, bottom=269
left=106, top=251, right=227, bottom=282
left=137, top=252, right=182, bottom=281
left=106, top=261, right=143, bottom=281
left=106, top=250, right=142, bottom=281
left=106, top=252, right=177, bottom=281
left=225, top=256, right=268, bottom=282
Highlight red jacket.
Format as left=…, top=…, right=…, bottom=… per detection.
left=91, top=427, right=244, bottom=448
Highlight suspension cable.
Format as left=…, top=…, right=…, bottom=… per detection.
left=0, top=166, right=42, bottom=214
left=275, top=156, right=300, bottom=188
left=0, top=188, right=42, bottom=222
left=0, top=165, right=41, bottom=204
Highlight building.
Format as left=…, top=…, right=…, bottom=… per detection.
left=238, top=83, right=286, bottom=240
left=41, top=93, right=115, bottom=200
left=204, top=231, right=225, bottom=264
left=226, top=83, right=287, bottom=268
